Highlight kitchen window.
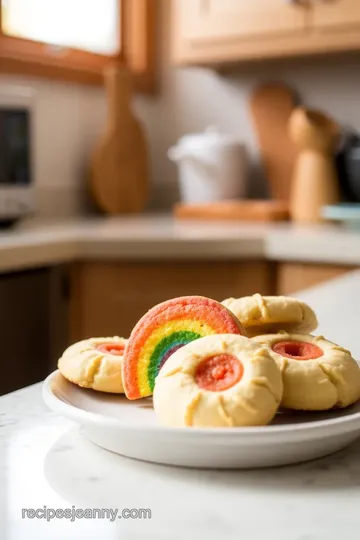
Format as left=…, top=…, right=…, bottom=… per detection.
left=0, top=0, right=155, bottom=91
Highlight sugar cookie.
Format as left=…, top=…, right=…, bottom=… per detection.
left=58, top=337, right=127, bottom=393
left=153, top=334, right=283, bottom=428
left=123, top=296, right=245, bottom=400
left=253, top=332, right=360, bottom=410
left=222, top=294, right=317, bottom=337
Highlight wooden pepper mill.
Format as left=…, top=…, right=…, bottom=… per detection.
left=289, top=107, right=340, bottom=223
left=90, top=64, right=148, bottom=214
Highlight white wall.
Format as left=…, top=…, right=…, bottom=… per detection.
left=1, top=0, right=360, bottom=216
left=0, top=73, right=105, bottom=217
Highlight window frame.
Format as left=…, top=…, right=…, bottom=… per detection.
left=0, top=0, right=155, bottom=92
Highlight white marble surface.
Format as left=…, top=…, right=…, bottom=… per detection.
left=2, top=271, right=360, bottom=539
left=0, top=215, right=359, bottom=272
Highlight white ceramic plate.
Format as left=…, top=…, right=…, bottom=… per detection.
left=43, top=370, right=360, bottom=469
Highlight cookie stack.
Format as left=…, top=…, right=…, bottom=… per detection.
left=57, top=294, right=360, bottom=429
left=222, top=294, right=360, bottom=413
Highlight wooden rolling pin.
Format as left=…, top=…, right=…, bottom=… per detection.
left=250, top=82, right=298, bottom=201
left=289, top=107, right=340, bottom=223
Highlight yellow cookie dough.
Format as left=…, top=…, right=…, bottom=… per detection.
left=253, top=332, right=360, bottom=410
left=222, top=294, right=318, bottom=337
left=153, top=334, right=283, bottom=428
left=58, top=337, right=128, bottom=394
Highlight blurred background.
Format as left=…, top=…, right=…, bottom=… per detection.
left=1, top=0, right=360, bottom=395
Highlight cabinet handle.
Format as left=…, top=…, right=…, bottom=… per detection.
left=286, top=0, right=312, bottom=6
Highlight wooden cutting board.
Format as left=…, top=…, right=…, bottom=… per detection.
left=174, top=200, right=289, bottom=221
left=250, top=82, right=298, bottom=201
left=90, top=65, right=148, bottom=214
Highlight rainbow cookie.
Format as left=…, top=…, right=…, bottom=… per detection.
left=123, top=296, right=245, bottom=400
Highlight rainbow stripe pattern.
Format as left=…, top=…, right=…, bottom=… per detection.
left=123, top=296, right=244, bottom=399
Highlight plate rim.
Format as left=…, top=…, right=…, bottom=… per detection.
left=43, top=370, right=360, bottom=439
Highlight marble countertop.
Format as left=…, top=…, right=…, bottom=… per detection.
left=3, top=271, right=360, bottom=539
left=1, top=215, right=360, bottom=272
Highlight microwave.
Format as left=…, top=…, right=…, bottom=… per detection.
left=0, top=91, right=35, bottom=224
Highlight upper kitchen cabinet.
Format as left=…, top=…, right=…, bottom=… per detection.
left=312, top=0, right=360, bottom=30
left=172, top=0, right=360, bottom=66
left=172, top=0, right=309, bottom=65
left=0, top=0, right=156, bottom=92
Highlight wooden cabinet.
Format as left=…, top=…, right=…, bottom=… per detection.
left=312, top=0, right=360, bottom=30
left=0, top=267, right=68, bottom=396
left=69, top=259, right=358, bottom=343
left=172, top=0, right=360, bottom=66
left=176, top=0, right=305, bottom=43
left=277, top=263, right=355, bottom=296
left=172, top=0, right=308, bottom=64
left=70, top=260, right=276, bottom=341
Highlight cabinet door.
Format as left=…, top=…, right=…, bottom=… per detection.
left=277, top=263, right=353, bottom=296
left=70, top=261, right=276, bottom=341
left=177, top=0, right=307, bottom=43
left=312, top=0, right=360, bottom=30
left=0, top=268, right=55, bottom=395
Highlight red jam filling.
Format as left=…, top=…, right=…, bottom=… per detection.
left=272, top=340, right=323, bottom=361
left=95, top=343, right=125, bottom=356
left=195, top=354, right=243, bottom=392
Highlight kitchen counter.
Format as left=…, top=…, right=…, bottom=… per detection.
left=1, top=215, right=360, bottom=272
left=2, top=270, right=360, bottom=540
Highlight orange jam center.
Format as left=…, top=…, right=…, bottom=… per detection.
left=272, top=340, right=323, bottom=361
left=95, top=343, right=125, bottom=356
left=195, top=354, right=243, bottom=392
